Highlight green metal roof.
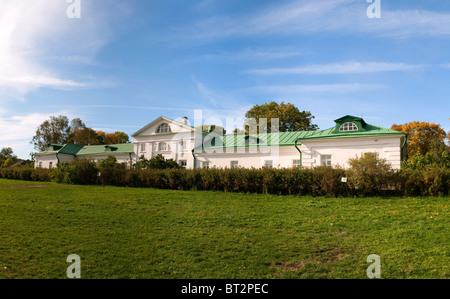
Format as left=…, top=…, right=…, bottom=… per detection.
left=76, top=143, right=134, bottom=156
left=36, top=144, right=83, bottom=156
left=58, top=144, right=85, bottom=155
left=36, top=143, right=134, bottom=156
left=199, top=115, right=404, bottom=150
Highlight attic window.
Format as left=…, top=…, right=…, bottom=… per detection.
left=339, top=122, right=358, bottom=132
left=157, top=123, right=171, bottom=133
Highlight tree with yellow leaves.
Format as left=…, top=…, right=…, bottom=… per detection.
left=391, top=121, right=447, bottom=158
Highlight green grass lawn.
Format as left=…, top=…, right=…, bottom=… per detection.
left=0, top=178, right=448, bottom=279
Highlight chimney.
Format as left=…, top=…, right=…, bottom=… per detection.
left=181, top=116, right=188, bottom=125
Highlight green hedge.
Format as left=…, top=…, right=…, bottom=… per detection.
left=1, top=164, right=448, bottom=197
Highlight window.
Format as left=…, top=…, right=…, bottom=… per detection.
left=264, top=160, right=273, bottom=169
left=156, top=123, right=171, bottom=133
left=179, top=160, right=187, bottom=168
left=339, top=122, right=358, bottom=132
left=231, top=161, right=239, bottom=169
left=158, top=142, right=167, bottom=151
left=38, top=162, right=42, bottom=168
left=49, top=162, right=53, bottom=168
left=140, top=143, right=146, bottom=152
left=202, top=161, right=210, bottom=169
left=321, top=155, right=332, bottom=167
left=293, top=160, right=301, bottom=168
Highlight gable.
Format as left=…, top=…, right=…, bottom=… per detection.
left=131, top=116, right=195, bottom=137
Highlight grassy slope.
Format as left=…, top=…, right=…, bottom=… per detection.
left=0, top=178, right=448, bottom=279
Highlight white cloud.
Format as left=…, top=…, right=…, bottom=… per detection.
left=0, top=0, right=129, bottom=99
left=247, top=61, right=425, bottom=76
left=0, top=109, right=74, bottom=158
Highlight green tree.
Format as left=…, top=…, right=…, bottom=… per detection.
left=114, top=131, right=130, bottom=144
left=196, top=125, right=226, bottom=135
left=0, top=147, right=17, bottom=167
left=66, top=128, right=99, bottom=145
left=244, top=101, right=318, bottom=133
left=31, top=115, right=71, bottom=151
left=2, top=157, right=15, bottom=168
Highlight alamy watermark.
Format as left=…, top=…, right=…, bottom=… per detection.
left=367, top=0, right=381, bottom=19
left=67, top=254, right=81, bottom=278
left=189, top=109, right=280, bottom=158
left=366, top=254, right=381, bottom=278
left=67, top=0, right=81, bottom=19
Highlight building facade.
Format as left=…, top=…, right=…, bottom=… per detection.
left=35, top=115, right=406, bottom=170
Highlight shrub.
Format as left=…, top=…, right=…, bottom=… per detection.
left=1, top=158, right=448, bottom=197
left=135, top=154, right=180, bottom=170
left=346, top=152, right=395, bottom=196
left=50, top=159, right=98, bottom=185
left=97, top=156, right=127, bottom=186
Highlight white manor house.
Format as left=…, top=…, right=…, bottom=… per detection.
left=34, top=115, right=406, bottom=170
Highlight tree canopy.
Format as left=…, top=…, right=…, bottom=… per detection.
left=244, top=101, right=318, bottom=133
left=196, top=125, right=226, bottom=135
left=31, top=115, right=71, bottom=151
left=0, top=147, right=18, bottom=167
left=31, top=116, right=130, bottom=151
left=391, top=121, right=448, bottom=158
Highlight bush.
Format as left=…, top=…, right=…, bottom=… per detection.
left=134, top=154, right=180, bottom=170
left=97, top=156, right=127, bottom=186
left=1, top=157, right=448, bottom=197
left=346, top=152, right=395, bottom=196
left=50, top=159, right=98, bottom=185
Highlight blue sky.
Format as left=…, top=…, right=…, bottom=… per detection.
left=1, top=0, right=450, bottom=159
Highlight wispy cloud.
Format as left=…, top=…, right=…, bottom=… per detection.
left=247, top=61, right=426, bottom=76
left=223, top=47, right=301, bottom=61
left=169, top=0, right=450, bottom=44
left=191, top=75, right=218, bottom=106
left=251, top=83, right=384, bottom=94
left=0, top=0, right=130, bottom=99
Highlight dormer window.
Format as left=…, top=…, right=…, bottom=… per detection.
left=156, top=123, right=171, bottom=133
left=339, top=122, right=358, bottom=132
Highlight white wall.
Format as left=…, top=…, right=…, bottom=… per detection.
left=134, top=131, right=196, bottom=168
left=58, top=154, right=75, bottom=164
left=34, top=155, right=58, bottom=169
left=80, top=154, right=134, bottom=167
left=34, top=153, right=134, bottom=169
left=195, top=146, right=301, bottom=169
left=193, top=135, right=403, bottom=170
left=300, top=135, right=403, bottom=169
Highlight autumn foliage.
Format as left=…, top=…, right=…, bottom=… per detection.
left=391, top=121, right=448, bottom=157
